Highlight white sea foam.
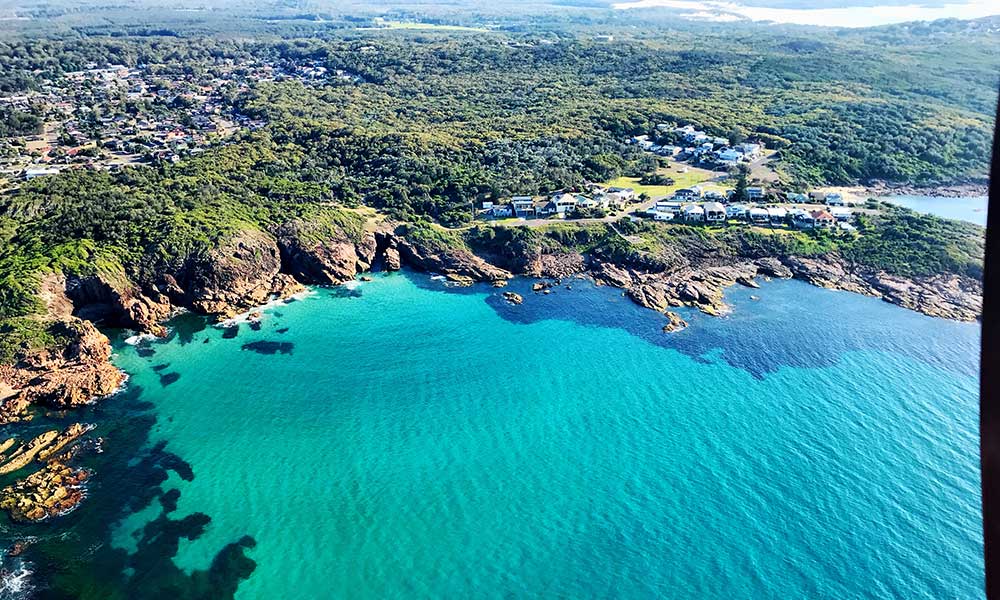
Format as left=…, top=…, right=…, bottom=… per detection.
left=215, top=288, right=318, bottom=328
left=123, top=332, right=158, bottom=346
left=0, top=566, right=34, bottom=600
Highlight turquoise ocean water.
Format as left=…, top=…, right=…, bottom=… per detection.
left=3, top=271, right=982, bottom=599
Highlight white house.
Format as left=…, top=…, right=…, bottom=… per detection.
left=704, top=202, right=726, bottom=223
left=748, top=207, right=769, bottom=224
left=726, top=204, right=747, bottom=219
left=552, top=193, right=579, bottom=214
left=655, top=200, right=682, bottom=214
left=747, top=187, right=765, bottom=201
left=683, top=204, right=705, bottom=222
left=25, top=167, right=60, bottom=180
left=607, top=187, right=636, bottom=202
left=767, top=207, right=787, bottom=225
left=652, top=210, right=674, bottom=221
left=811, top=210, right=836, bottom=229
left=825, top=193, right=845, bottom=206
left=736, top=143, right=763, bottom=159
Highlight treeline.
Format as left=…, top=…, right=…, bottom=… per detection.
left=0, top=108, right=42, bottom=137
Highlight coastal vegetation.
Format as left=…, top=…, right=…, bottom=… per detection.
left=0, top=4, right=993, bottom=599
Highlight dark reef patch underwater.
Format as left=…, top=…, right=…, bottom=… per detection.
left=0, top=385, right=257, bottom=600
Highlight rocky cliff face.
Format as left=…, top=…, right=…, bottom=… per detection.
left=274, top=220, right=381, bottom=285
left=175, top=229, right=302, bottom=317
left=393, top=233, right=511, bottom=283
left=0, top=319, right=124, bottom=424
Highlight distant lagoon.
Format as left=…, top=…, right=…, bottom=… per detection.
left=883, top=195, right=988, bottom=226
left=612, top=0, right=1000, bottom=27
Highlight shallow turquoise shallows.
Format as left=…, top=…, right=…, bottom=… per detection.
left=108, top=272, right=982, bottom=599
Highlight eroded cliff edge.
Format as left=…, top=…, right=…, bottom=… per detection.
left=0, top=217, right=982, bottom=520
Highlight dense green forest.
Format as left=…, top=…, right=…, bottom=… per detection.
left=0, top=9, right=995, bottom=359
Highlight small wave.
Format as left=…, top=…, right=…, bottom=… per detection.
left=215, top=289, right=317, bottom=328
left=123, top=333, right=158, bottom=346
left=0, top=566, right=34, bottom=600
left=430, top=275, right=446, bottom=281
left=343, top=280, right=361, bottom=290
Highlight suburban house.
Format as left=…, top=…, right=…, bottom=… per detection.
left=675, top=186, right=703, bottom=200
left=767, top=207, right=788, bottom=225
left=511, top=197, right=535, bottom=218
left=606, top=187, right=636, bottom=207
left=808, top=191, right=827, bottom=202
left=748, top=207, right=769, bottom=224
left=830, top=207, right=853, bottom=222
left=735, top=143, right=763, bottom=159
left=683, top=204, right=705, bottom=222
left=792, top=210, right=815, bottom=229
left=491, top=204, right=513, bottom=218
left=716, top=148, right=742, bottom=163
left=825, top=193, right=846, bottom=206
left=552, top=193, right=579, bottom=215
left=747, top=187, right=765, bottom=201
left=24, top=167, right=60, bottom=179
left=787, top=192, right=808, bottom=203
left=653, top=210, right=674, bottom=221
left=655, top=200, right=682, bottom=214
left=726, top=204, right=747, bottom=219
left=703, top=202, right=726, bottom=223
left=811, top=210, right=836, bottom=228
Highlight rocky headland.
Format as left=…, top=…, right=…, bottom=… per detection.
left=0, top=216, right=983, bottom=523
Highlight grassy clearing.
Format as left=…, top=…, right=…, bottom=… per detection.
left=606, top=162, right=725, bottom=197
left=364, top=21, right=488, bottom=32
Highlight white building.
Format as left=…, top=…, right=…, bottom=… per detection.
left=704, top=202, right=726, bottom=223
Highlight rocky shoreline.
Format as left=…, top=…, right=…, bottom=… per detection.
left=864, top=180, right=989, bottom=199
left=0, top=217, right=983, bottom=523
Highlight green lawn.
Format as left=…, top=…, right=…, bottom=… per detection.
left=605, top=164, right=727, bottom=198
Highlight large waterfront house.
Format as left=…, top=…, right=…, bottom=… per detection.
left=683, top=204, right=705, bottom=222
left=512, top=197, right=535, bottom=218
left=704, top=202, right=726, bottom=223
left=811, top=210, right=836, bottom=228
left=767, top=207, right=788, bottom=225
left=748, top=207, right=769, bottom=224
left=552, top=193, right=579, bottom=215
left=490, top=203, right=513, bottom=218
left=791, top=209, right=815, bottom=229
left=726, top=204, right=747, bottom=219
